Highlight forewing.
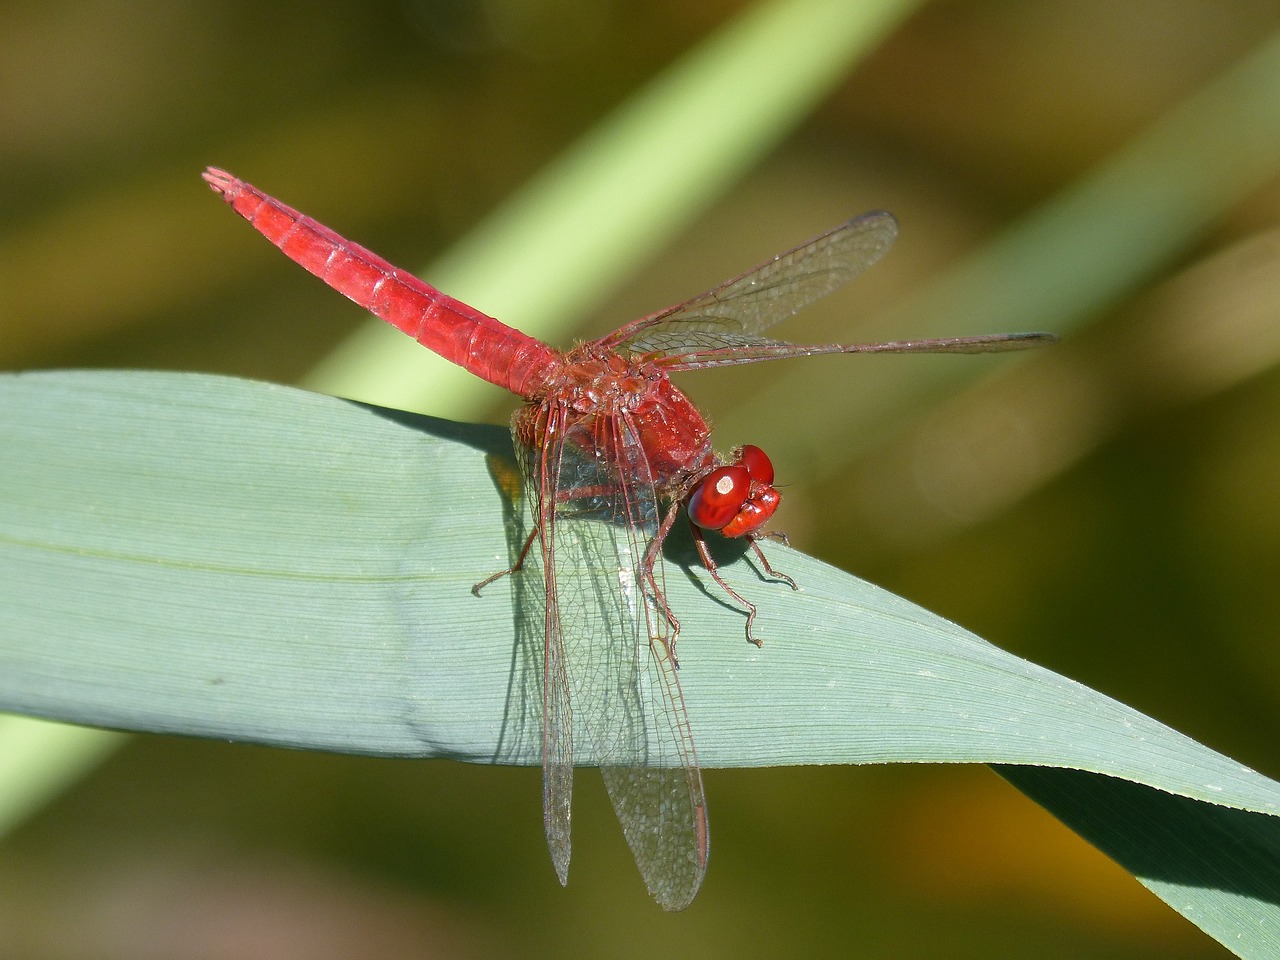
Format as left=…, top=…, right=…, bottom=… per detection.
left=538, top=407, right=708, bottom=910
left=514, top=411, right=575, bottom=886
left=599, top=211, right=898, bottom=356
left=651, top=329, right=1060, bottom=371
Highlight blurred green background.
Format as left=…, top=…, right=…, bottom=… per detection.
left=3, top=0, right=1280, bottom=956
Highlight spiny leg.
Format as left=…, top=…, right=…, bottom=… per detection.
left=472, top=526, right=539, bottom=595
left=688, top=520, right=768, bottom=647
left=640, top=501, right=686, bottom=665
left=748, top=535, right=798, bottom=591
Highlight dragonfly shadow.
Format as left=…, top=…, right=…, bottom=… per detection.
left=482, top=451, right=545, bottom=768
left=347, top=400, right=514, bottom=460
left=346, top=400, right=541, bottom=766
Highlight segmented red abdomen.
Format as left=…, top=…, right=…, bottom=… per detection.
left=204, top=169, right=559, bottom=399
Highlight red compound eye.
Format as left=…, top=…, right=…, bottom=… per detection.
left=737, top=444, right=774, bottom=484
left=687, top=465, right=751, bottom=531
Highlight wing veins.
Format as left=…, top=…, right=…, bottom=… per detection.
left=598, top=211, right=898, bottom=352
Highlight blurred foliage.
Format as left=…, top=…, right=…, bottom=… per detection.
left=3, top=0, right=1280, bottom=957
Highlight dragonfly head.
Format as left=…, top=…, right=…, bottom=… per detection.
left=686, top=444, right=780, bottom=538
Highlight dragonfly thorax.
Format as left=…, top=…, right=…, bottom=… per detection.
left=533, top=345, right=718, bottom=496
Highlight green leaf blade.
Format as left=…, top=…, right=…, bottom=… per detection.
left=5, top=370, right=1280, bottom=953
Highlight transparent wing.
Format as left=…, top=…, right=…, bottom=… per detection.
left=649, top=330, right=1060, bottom=371
left=596, top=211, right=898, bottom=355
left=518, top=402, right=708, bottom=910
left=514, top=409, right=575, bottom=887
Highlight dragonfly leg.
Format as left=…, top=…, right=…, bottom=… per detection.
left=688, top=520, right=765, bottom=648
left=642, top=502, right=685, bottom=666
left=472, top=526, right=539, bottom=596
left=649, top=587, right=684, bottom=668
left=747, top=536, right=798, bottom=591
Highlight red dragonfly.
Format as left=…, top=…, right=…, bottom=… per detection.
left=204, top=168, right=1054, bottom=910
